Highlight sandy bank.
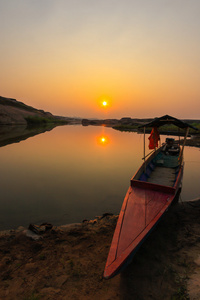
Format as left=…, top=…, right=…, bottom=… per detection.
left=0, top=200, right=200, bottom=300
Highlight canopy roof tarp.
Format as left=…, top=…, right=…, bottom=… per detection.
left=139, top=115, right=198, bottom=130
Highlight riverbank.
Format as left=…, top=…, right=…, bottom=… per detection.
left=0, top=199, right=200, bottom=300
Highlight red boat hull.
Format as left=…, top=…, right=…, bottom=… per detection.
left=104, top=158, right=183, bottom=279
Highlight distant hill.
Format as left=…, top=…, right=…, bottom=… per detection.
left=0, top=96, right=77, bottom=125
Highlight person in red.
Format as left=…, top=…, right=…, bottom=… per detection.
left=148, top=127, right=160, bottom=149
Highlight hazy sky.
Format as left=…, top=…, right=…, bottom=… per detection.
left=1, top=0, right=200, bottom=118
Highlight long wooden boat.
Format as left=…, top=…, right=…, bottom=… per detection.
left=104, top=115, right=197, bottom=279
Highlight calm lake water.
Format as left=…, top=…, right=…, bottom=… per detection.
left=0, top=125, right=200, bottom=231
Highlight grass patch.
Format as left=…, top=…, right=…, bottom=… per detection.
left=190, top=122, right=200, bottom=133
left=112, top=124, right=138, bottom=131
left=114, top=121, right=200, bottom=134
left=23, top=291, right=40, bottom=300
left=143, top=124, right=194, bottom=134
left=25, top=116, right=68, bottom=126
left=66, top=259, right=86, bottom=279
left=171, top=286, right=189, bottom=300
left=39, top=254, right=46, bottom=261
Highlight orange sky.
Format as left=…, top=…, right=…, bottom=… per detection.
left=0, top=1, right=200, bottom=119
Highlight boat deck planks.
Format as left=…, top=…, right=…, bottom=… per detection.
left=147, top=167, right=176, bottom=187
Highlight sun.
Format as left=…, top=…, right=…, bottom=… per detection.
left=97, top=135, right=110, bottom=146
left=97, top=96, right=111, bottom=109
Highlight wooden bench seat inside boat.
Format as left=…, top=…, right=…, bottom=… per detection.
left=147, top=167, right=175, bottom=187
left=138, top=152, right=180, bottom=187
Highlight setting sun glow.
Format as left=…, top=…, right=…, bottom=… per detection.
left=97, top=98, right=111, bottom=110
left=97, top=135, right=109, bottom=146
left=1, top=1, right=200, bottom=119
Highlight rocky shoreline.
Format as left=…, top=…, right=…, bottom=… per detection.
left=0, top=96, right=80, bottom=125
left=0, top=199, right=200, bottom=300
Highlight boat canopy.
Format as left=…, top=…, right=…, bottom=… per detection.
left=139, top=115, right=198, bottom=130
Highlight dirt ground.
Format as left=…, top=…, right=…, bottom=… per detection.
left=0, top=199, right=200, bottom=300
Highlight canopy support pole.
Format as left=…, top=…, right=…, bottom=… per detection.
left=179, top=127, right=189, bottom=165
left=144, top=127, right=146, bottom=172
